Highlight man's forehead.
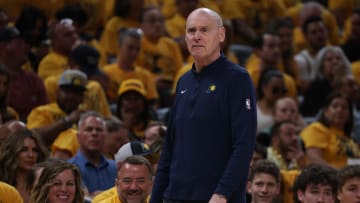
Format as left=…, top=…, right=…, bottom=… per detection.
left=306, top=183, right=333, bottom=191
left=187, top=12, right=217, bottom=27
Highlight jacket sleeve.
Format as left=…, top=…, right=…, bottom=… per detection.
left=214, top=70, right=257, bottom=199
left=149, top=97, right=176, bottom=203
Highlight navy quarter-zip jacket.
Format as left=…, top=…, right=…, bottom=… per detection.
left=150, top=55, right=257, bottom=203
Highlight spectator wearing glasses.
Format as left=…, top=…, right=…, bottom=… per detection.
left=256, top=69, right=287, bottom=133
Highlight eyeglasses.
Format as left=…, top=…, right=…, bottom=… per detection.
left=272, top=87, right=287, bottom=95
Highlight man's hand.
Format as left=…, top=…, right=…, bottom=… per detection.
left=209, top=193, right=227, bottom=203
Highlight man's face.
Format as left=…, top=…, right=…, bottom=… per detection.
left=2, top=37, right=30, bottom=66
left=141, top=8, right=165, bottom=41
left=297, top=184, right=335, bottom=203
left=116, top=163, right=153, bottom=203
left=247, top=173, right=280, bottom=203
left=185, top=10, right=225, bottom=63
left=260, top=34, right=281, bottom=65
left=119, top=36, right=141, bottom=64
left=104, top=128, right=130, bottom=155
left=278, top=123, right=299, bottom=152
left=304, top=21, right=328, bottom=51
left=278, top=26, right=293, bottom=52
left=337, top=177, right=360, bottom=203
left=57, top=87, right=84, bottom=114
left=78, top=116, right=105, bottom=153
left=54, top=20, right=78, bottom=53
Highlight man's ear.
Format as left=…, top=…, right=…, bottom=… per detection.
left=219, top=26, right=226, bottom=43
left=246, top=180, right=252, bottom=193
left=297, top=190, right=305, bottom=202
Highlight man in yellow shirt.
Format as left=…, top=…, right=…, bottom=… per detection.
left=103, top=28, right=158, bottom=104
left=27, top=70, right=86, bottom=152
left=139, top=7, right=183, bottom=108
left=286, top=2, right=339, bottom=54
left=222, top=0, right=286, bottom=44
left=92, top=156, right=153, bottom=203
left=45, top=44, right=111, bottom=117
left=165, top=0, right=199, bottom=61
left=100, top=0, right=144, bottom=60
left=247, top=32, right=297, bottom=98
left=38, top=18, right=78, bottom=80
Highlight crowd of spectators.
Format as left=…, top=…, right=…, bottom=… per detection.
left=0, top=0, right=360, bottom=202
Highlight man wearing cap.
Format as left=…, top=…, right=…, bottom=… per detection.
left=44, top=44, right=112, bottom=117
left=0, top=26, right=48, bottom=121
left=38, top=18, right=78, bottom=80
left=27, top=70, right=86, bottom=152
left=92, top=146, right=153, bottom=203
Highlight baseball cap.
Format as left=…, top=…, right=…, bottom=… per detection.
left=0, top=27, right=21, bottom=42
left=117, top=79, right=146, bottom=97
left=70, top=44, right=100, bottom=70
left=114, top=141, right=152, bottom=163
left=58, top=69, right=87, bottom=91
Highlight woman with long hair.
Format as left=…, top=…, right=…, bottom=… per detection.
left=0, top=129, right=49, bottom=202
left=300, top=92, right=360, bottom=169
left=30, top=160, right=84, bottom=203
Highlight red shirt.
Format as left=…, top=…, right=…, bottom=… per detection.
left=8, top=69, right=49, bottom=121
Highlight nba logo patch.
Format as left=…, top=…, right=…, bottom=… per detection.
left=245, top=98, right=251, bottom=110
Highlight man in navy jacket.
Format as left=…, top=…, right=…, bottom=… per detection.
left=150, top=8, right=257, bottom=203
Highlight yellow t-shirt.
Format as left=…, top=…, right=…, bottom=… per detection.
left=44, top=75, right=111, bottom=117
left=137, top=36, right=183, bottom=81
left=300, top=121, right=360, bottom=169
left=51, top=128, right=79, bottom=157
left=352, top=60, right=360, bottom=83
left=279, top=0, right=301, bottom=8
left=267, top=147, right=299, bottom=170
left=27, top=103, right=79, bottom=154
left=0, top=181, right=24, bottom=203
left=221, top=0, right=286, bottom=31
left=27, top=102, right=67, bottom=130
left=246, top=53, right=300, bottom=83
left=165, top=13, right=186, bottom=38
left=100, top=17, right=139, bottom=57
left=92, top=186, right=118, bottom=203
left=248, top=67, right=298, bottom=99
left=0, top=0, right=26, bottom=20
left=285, top=3, right=340, bottom=53
left=328, top=0, right=354, bottom=21
left=38, top=51, right=69, bottom=81
left=161, top=0, right=220, bottom=20
left=280, top=170, right=300, bottom=203
left=103, top=63, right=159, bottom=102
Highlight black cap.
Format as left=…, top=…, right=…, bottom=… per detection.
left=70, top=44, right=100, bottom=70
left=0, top=27, right=21, bottom=42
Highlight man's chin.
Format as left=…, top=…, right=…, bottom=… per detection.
left=125, top=198, right=145, bottom=203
